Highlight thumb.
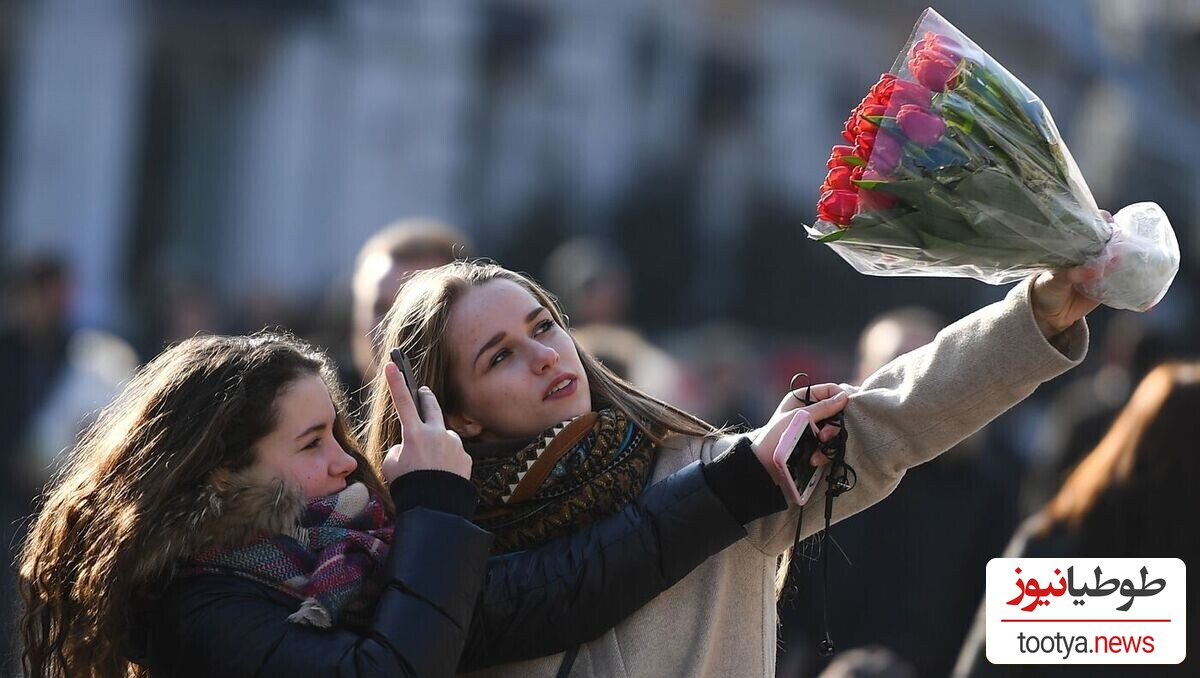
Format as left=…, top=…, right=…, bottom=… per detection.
left=805, top=391, right=848, bottom=422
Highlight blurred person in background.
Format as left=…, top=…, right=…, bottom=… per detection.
left=0, top=255, right=136, bottom=670
left=779, top=307, right=1016, bottom=678
left=666, top=321, right=769, bottom=429
left=365, top=260, right=1094, bottom=678
left=955, top=361, right=1200, bottom=677
left=544, top=235, right=695, bottom=412
left=542, top=236, right=630, bottom=328
left=349, top=219, right=473, bottom=401
left=154, top=279, right=222, bottom=346
left=1022, top=312, right=1187, bottom=515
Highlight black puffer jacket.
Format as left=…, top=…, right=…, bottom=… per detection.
left=133, top=440, right=781, bottom=677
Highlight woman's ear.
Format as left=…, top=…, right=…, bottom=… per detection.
left=446, top=411, right=484, bottom=439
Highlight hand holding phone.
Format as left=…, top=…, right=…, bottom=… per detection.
left=761, top=386, right=848, bottom=506
left=389, top=347, right=423, bottom=421
left=772, top=410, right=828, bottom=506
left=381, top=347, right=471, bottom=482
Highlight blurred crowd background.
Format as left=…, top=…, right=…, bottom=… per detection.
left=0, top=0, right=1196, bottom=676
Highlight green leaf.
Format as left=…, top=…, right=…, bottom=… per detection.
left=843, top=155, right=865, bottom=167
left=949, top=167, right=1105, bottom=259
left=860, top=177, right=981, bottom=243
left=852, top=179, right=884, bottom=190
left=945, top=118, right=974, bottom=135
left=929, top=164, right=973, bottom=186
left=817, top=229, right=849, bottom=243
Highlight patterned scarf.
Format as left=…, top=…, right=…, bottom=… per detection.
left=466, top=408, right=657, bottom=554
left=184, top=482, right=392, bottom=629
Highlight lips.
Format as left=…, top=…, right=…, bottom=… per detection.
left=544, top=374, right=578, bottom=401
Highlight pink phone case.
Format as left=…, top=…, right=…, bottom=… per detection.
left=772, top=410, right=828, bottom=506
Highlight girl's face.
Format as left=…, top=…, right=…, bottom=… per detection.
left=445, top=279, right=592, bottom=441
left=248, top=374, right=359, bottom=499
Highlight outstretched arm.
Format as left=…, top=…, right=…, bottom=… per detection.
left=738, top=273, right=1090, bottom=555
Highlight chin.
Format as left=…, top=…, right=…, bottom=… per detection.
left=561, top=394, right=591, bottom=418
left=536, top=406, right=586, bottom=433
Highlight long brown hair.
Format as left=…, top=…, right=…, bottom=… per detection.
left=362, top=260, right=717, bottom=465
left=18, top=332, right=389, bottom=677
left=1039, top=361, right=1200, bottom=557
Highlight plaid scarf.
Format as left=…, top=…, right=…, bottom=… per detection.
left=466, top=409, right=657, bottom=554
left=184, top=482, right=392, bottom=628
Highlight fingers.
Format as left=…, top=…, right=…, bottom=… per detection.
left=804, top=391, right=848, bottom=422
left=384, top=362, right=419, bottom=427
left=778, top=382, right=843, bottom=413
left=1064, top=265, right=1100, bottom=285
left=417, top=387, right=445, bottom=428
left=1039, top=269, right=1070, bottom=288
left=806, top=383, right=846, bottom=401
left=817, top=421, right=842, bottom=443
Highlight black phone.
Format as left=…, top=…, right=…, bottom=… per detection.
left=389, top=347, right=424, bottom=420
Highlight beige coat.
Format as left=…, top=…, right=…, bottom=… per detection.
left=464, top=276, right=1088, bottom=678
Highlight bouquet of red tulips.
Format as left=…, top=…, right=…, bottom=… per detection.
left=807, top=8, right=1179, bottom=311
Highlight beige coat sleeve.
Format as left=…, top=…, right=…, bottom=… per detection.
left=688, top=275, right=1088, bottom=557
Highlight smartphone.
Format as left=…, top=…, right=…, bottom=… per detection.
left=795, top=461, right=829, bottom=506
left=773, top=410, right=827, bottom=506
left=389, top=347, right=424, bottom=420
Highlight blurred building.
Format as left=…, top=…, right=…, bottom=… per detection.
left=3, top=0, right=1191, bottom=351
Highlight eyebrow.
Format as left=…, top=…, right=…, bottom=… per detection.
left=294, top=422, right=327, bottom=441
left=474, top=307, right=547, bottom=367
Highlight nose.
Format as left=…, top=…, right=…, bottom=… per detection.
left=530, top=340, right=559, bottom=374
left=330, top=444, right=358, bottom=478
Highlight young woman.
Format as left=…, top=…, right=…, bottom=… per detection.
left=364, top=260, right=1096, bottom=677
left=17, top=332, right=840, bottom=677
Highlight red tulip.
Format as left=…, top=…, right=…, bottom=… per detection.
left=888, top=80, right=932, bottom=110
left=910, top=31, right=963, bottom=66
left=827, top=144, right=858, bottom=168
left=841, top=112, right=858, bottom=142
left=869, top=130, right=903, bottom=174
left=857, top=103, right=887, bottom=132
left=818, top=189, right=858, bottom=226
left=896, top=104, right=946, bottom=146
left=870, top=73, right=898, bottom=101
left=824, top=165, right=854, bottom=191
left=910, top=51, right=958, bottom=91
left=908, top=32, right=962, bottom=92
left=854, top=128, right=877, bottom=158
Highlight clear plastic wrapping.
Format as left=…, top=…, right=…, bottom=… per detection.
left=807, top=8, right=1179, bottom=311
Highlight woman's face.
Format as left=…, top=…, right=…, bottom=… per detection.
left=248, top=374, right=359, bottom=499
left=445, top=279, right=592, bottom=441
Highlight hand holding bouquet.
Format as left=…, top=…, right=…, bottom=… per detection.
left=807, top=8, right=1179, bottom=311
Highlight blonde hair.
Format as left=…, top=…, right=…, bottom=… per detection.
left=362, top=260, right=716, bottom=463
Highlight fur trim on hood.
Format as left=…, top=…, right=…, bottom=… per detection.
left=134, top=468, right=305, bottom=588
